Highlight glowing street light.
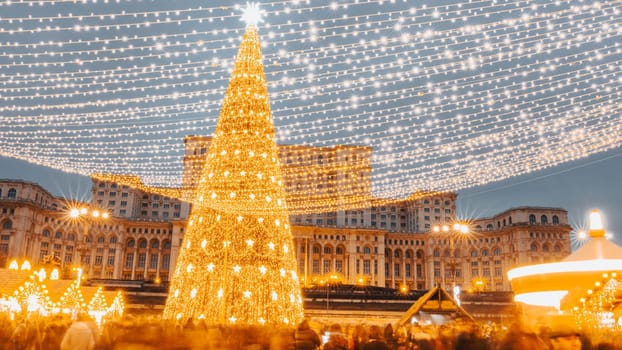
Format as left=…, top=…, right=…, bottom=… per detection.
left=431, top=222, right=471, bottom=290
left=67, top=206, right=110, bottom=280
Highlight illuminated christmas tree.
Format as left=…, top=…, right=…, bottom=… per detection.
left=163, top=4, right=304, bottom=326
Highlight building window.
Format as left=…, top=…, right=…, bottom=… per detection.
left=312, top=260, right=319, bottom=274
left=125, top=253, right=134, bottom=268
left=2, top=220, right=12, bottom=230
left=495, top=267, right=502, bottom=277
left=529, top=214, right=536, bottom=224
left=323, top=260, right=330, bottom=273
left=7, top=188, right=17, bottom=198
left=416, top=264, right=422, bottom=279
left=150, top=255, right=158, bottom=269
left=108, top=256, right=115, bottom=266
left=405, top=263, right=411, bottom=278
left=541, top=215, right=548, bottom=224
left=363, top=260, right=371, bottom=274
left=162, top=254, right=170, bottom=270
left=552, top=215, right=559, bottom=224
left=95, top=256, right=103, bottom=265
left=137, top=254, right=146, bottom=268
left=394, top=264, right=400, bottom=277
left=330, top=258, right=340, bottom=272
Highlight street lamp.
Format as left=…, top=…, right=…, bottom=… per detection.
left=431, top=222, right=471, bottom=291
left=68, top=206, right=109, bottom=281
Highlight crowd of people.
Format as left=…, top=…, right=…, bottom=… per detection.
left=0, top=312, right=620, bottom=350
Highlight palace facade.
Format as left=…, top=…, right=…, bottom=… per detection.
left=0, top=178, right=572, bottom=292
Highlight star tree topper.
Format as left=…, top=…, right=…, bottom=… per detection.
left=240, top=2, right=265, bottom=27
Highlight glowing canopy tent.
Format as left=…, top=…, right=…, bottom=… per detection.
left=509, top=211, right=622, bottom=315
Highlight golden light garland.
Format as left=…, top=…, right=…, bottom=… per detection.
left=0, top=0, right=621, bottom=206
left=163, top=16, right=303, bottom=325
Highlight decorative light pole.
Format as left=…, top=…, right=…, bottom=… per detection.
left=68, top=207, right=109, bottom=282
left=431, top=222, right=470, bottom=291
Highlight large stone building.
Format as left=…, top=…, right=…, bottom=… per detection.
left=94, top=136, right=455, bottom=233
left=1, top=178, right=572, bottom=292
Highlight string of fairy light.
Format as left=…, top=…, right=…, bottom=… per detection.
left=1, top=0, right=621, bottom=207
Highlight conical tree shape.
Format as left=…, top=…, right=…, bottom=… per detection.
left=163, top=25, right=304, bottom=326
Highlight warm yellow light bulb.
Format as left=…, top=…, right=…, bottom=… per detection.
left=590, top=210, right=604, bottom=230
left=70, top=208, right=80, bottom=218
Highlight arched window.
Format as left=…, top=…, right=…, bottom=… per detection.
left=530, top=243, right=538, bottom=252
left=85, top=235, right=92, bottom=243
left=55, top=231, right=63, bottom=239
left=542, top=244, right=550, bottom=252
left=486, top=224, right=493, bottom=230
left=552, top=215, right=559, bottom=224
left=553, top=245, right=561, bottom=252
left=110, top=236, right=118, bottom=244
left=2, top=220, right=12, bottom=230
left=127, top=239, right=135, bottom=248
left=454, top=250, right=460, bottom=258
left=493, top=247, right=501, bottom=256
left=509, top=216, right=512, bottom=224
left=312, top=245, right=320, bottom=254
left=151, top=240, right=159, bottom=249
left=324, top=246, right=332, bottom=254
left=405, top=251, right=412, bottom=258
left=443, top=249, right=450, bottom=257
left=470, top=250, right=478, bottom=257
left=363, top=247, right=371, bottom=254
left=163, top=240, right=171, bottom=249
left=482, top=249, right=489, bottom=256
left=394, top=250, right=401, bottom=258
left=529, top=214, right=536, bottom=224
left=336, top=247, right=344, bottom=255
left=416, top=250, right=424, bottom=259
left=433, top=249, right=440, bottom=257
left=97, top=235, right=105, bottom=243
left=67, top=233, right=75, bottom=241
left=541, top=215, right=548, bottom=224
left=7, top=188, right=17, bottom=199
left=138, top=239, right=147, bottom=248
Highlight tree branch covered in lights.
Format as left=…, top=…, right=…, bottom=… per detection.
left=163, top=19, right=303, bottom=325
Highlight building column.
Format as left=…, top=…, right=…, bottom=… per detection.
left=131, top=250, right=137, bottom=280
left=113, top=246, right=122, bottom=279
left=143, top=251, right=150, bottom=280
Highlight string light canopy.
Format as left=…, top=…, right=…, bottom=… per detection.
left=0, top=0, right=621, bottom=208
left=163, top=5, right=304, bottom=325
